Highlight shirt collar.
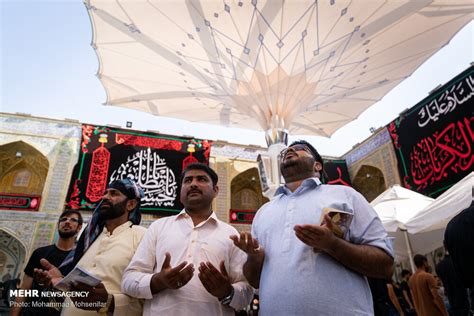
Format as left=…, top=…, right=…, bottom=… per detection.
left=275, top=177, right=322, bottom=196
left=103, top=220, right=132, bottom=236
left=176, top=209, right=218, bottom=225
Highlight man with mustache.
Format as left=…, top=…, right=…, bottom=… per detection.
left=35, top=179, right=146, bottom=316
left=231, top=140, right=394, bottom=315
left=10, top=210, right=83, bottom=316
left=122, top=163, right=253, bottom=315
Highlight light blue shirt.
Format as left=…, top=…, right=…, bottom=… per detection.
left=252, top=178, right=394, bottom=316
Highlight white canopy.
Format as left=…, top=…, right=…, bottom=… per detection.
left=371, top=185, right=434, bottom=232
left=405, top=172, right=474, bottom=234
left=386, top=228, right=445, bottom=263
left=371, top=185, right=434, bottom=264
left=86, top=0, right=473, bottom=136
left=371, top=173, right=474, bottom=263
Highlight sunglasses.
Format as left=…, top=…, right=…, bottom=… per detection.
left=280, top=144, right=312, bottom=158
left=58, top=217, right=79, bottom=223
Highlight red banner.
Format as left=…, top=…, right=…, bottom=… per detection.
left=0, top=193, right=41, bottom=211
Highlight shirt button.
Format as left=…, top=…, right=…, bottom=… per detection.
left=92, top=263, right=96, bottom=267
left=191, top=240, right=196, bottom=243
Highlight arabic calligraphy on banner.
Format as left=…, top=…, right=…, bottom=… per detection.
left=417, top=75, right=474, bottom=128
left=66, top=125, right=211, bottom=216
left=110, top=148, right=178, bottom=208
left=389, top=66, right=474, bottom=197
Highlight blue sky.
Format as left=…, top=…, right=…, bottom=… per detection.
left=1, top=1, right=473, bottom=156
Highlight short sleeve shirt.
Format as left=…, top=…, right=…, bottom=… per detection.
left=252, top=178, right=394, bottom=316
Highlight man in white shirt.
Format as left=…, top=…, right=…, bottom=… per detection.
left=122, top=163, right=253, bottom=316
left=231, top=140, right=394, bottom=315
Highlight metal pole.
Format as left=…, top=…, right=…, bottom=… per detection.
left=402, top=228, right=416, bottom=273
left=260, top=126, right=288, bottom=198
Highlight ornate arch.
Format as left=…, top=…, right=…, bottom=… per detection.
left=0, top=141, right=49, bottom=195
left=352, top=165, right=386, bottom=202
left=230, top=168, right=268, bottom=211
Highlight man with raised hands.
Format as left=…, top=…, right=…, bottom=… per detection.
left=121, top=163, right=253, bottom=315
left=231, top=140, right=394, bottom=315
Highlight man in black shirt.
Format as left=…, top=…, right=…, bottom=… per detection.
left=436, top=245, right=470, bottom=316
left=444, top=202, right=474, bottom=316
left=400, top=269, right=415, bottom=313
left=10, top=210, right=83, bottom=316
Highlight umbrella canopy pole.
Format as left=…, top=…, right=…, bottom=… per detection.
left=402, top=228, right=416, bottom=273
left=260, top=127, right=288, bottom=198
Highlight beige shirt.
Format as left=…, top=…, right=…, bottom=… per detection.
left=122, top=210, right=254, bottom=316
left=62, top=221, right=146, bottom=316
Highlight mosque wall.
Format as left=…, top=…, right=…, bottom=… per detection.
left=343, top=127, right=401, bottom=201
left=0, top=113, right=82, bottom=278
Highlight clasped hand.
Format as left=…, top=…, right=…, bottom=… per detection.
left=294, top=214, right=338, bottom=252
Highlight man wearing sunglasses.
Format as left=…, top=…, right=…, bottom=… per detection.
left=11, top=210, right=83, bottom=316
left=231, top=140, right=394, bottom=315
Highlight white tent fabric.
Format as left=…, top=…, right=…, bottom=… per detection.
left=405, top=172, right=474, bottom=234
left=371, top=185, right=434, bottom=264
left=371, top=173, right=474, bottom=262
left=388, top=228, right=445, bottom=262
left=86, top=0, right=473, bottom=136
left=370, top=185, right=434, bottom=232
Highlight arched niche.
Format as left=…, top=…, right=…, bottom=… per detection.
left=231, top=168, right=268, bottom=211
left=0, top=229, right=27, bottom=279
left=0, top=141, right=49, bottom=195
left=352, top=165, right=386, bottom=202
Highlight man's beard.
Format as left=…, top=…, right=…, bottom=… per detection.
left=58, top=230, right=77, bottom=239
left=280, top=155, right=316, bottom=180
left=99, top=199, right=128, bottom=221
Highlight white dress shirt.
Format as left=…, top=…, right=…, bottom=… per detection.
left=122, top=210, right=253, bottom=316
left=62, top=221, right=146, bottom=316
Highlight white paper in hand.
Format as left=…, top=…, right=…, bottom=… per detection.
left=55, top=266, right=101, bottom=291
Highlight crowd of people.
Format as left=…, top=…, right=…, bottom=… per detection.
left=4, top=140, right=473, bottom=315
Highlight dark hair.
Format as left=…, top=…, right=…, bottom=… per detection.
left=59, top=210, right=83, bottom=225
left=413, top=254, right=427, bottom=268
left=289, top=140, right=324, bottom=168
left=401, top=269, right=411, bottom=277
left=181, top=163, right=218, bottom=186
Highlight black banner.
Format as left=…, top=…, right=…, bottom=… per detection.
left=323, top=159, right=352, bottom=186
left=388, top=66, right=474, bottom=197
left=66, top=125, right=211, bottom=216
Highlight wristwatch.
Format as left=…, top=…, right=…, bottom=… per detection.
left=219, top=286, right=235, bottom=306
left=98, top=294, right=113, bottom=315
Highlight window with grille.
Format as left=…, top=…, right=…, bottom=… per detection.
left=13, top=170, right=31, bottom=187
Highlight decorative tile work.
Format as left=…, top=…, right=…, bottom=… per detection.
left=211, top=144, right=266, bottom=160
left=0, top=114, right=82, bottom=215
left=0, top=217, right=36, bottom=251
left=214, top=162, right=230, bottom=223
left=0, top=116, right=81, bottom=139
left=43, top=139, right=80, bottom=211
left=31, top=222, right=55, bottom=251
left=345, top=128, right=391, bottom=166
